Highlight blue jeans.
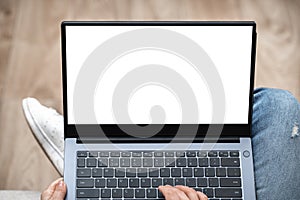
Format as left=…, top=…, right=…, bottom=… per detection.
left=252, top=88, right=300, bottom=200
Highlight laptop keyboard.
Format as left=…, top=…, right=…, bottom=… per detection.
left=76, top=150, right=242, bottom=200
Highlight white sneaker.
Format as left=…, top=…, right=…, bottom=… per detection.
left=22, top=98, right=64, bottom=175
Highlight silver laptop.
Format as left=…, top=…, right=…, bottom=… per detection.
left=62, top=21, right=257, bottom=199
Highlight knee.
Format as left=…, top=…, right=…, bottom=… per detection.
left=253, top=88, right=300, bottom=133
left=254, top=88, right=299, bottom=116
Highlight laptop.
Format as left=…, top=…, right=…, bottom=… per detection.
left=62, top=21, right=257, bottom=199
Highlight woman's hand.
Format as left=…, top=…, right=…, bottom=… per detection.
left=40, top=179, right=207, bottom=200
left=41, top=178, right=67, bottom=200
left=159, top=185, right=208, bottom=200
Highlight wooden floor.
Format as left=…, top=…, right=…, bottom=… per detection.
left=0, top=0, right=299, bottom=191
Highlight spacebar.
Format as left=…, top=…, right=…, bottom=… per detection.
left=215, top=188, right=242, bottom=198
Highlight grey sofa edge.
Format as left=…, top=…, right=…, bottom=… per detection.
left=0, top=190, right=41, bottom=200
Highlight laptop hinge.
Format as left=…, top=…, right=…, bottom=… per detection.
left=76, top=137, right=240, bottom=144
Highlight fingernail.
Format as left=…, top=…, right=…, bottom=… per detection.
left=58, top=180, right=64, bottom=187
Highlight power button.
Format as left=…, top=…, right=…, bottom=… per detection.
left=243, top=150, right=250, bottom=158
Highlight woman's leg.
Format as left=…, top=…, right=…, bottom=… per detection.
left=252, top=88, right=300, bottom=200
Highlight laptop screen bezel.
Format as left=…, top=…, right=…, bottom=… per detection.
left=61, top=21, right=256, bottom=140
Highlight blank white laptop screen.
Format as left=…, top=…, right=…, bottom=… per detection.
left=65, top=25, right=253, bottom=125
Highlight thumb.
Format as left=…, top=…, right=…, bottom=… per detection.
left=51, top=180, right=67, bottom=200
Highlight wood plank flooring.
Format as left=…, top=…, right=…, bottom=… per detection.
left=0, top=0, right=299, bottom=191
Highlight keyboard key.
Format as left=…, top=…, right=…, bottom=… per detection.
left=112, top=189, right=122, bottom=198
left=174, top=178, right=185, bottom=186
left=146, top=189, right=157, bottom=198
left=198, top=151, right=207, bottom=157
left=205, top=168, right=215, bottom=177
left=199, top=158, right=208, bottom=167
left=182, top=168, right=192, bottom=177
left=100, top=189, right=111, bottom=198
left=110, top=152, right=120, bottom=157
left=115, top=168, right=125, bottom=177
left=132, top=152, right=142, bottom=157
left=216, top=168, right=226, bottom=177
left=219, top=151, right=229, bottom=157
left=77, top=158, right=85, bottom=167
left=89, top=151, right=98, bottom=157
left=165, top=151, right=174, bottom=157
left=176, top=158, right=186, bottom=167
left=103, top=168, right=114, bottom=177
left=121, top=151, right=131, bottom=157
left=120, top=158, right=130, bottom=167
left=188, top=158, right=197, bottom=167
left=187, top=151, right=196, bottom=157
left=152, top=178, right=162, bottom=187
left=77, top=151, right=88, bottom=157
left=194, top=168, right=204, bottom=177
left=154, top=158, right=164, bottom=167
left=208, top=151, right=218, bottom=157
left=106, top=178, right=117, bottom=188
left=92, top=168, right=103, bottom=177
left=221, top=158, right=240, bottom=167
left=141, top=178, right=151, bottom=187
left=165, top=158, right=175, bottom=167
left=77, top=179, right=94, bottom=188
left=87, top=158, right=97, bottom=167
left=230, top=151, right=240, bottom=157
left=118, top=178, right=128, bottom=188
left=160, top=168, right=170, bottom=177
left=95, top=179, right=105, bottom=188
left=220, top=178, right=241, bottom=187
left=154, top=151, right=163, bottom=157
left=77, top=169, right=91, bottom=177
left=126, top=168, right=137, bottom=177
left=137, top=168, right=148, bottom=177
left=149, top=168, right=159, bottom=177
left=163, top=178, right=174, bottom=186
left=99, top=152, right=109, bottom=157
left=124, top=189, right=134, bottom=198
left=197, top=178, right=207, bottom=187
left=186, top=178, right=196, bottom=187
left=135, top=189, right=145, bottom=198
left=210, top=158, right=220, bottom=167
left=143, top=158, right=153, bottom=167
left=209, top=178, right=219, bottom=187
left=227, top=168, right=241, bottom=177
left=77, top=189, right=99, bottom=198
left=215, top=188, right=242, bottom=198
left=143, top=152, right=153, bottom=157
left=109, top=158, right=119, bottom=167
left=129, top=178, right=139, bottom=187
left=158, top=190, right=164, bottom=198
left=202, top=188, right=213, bottom=198
left=132, top=158, right=142, bottom=167
left=176, top=151, right=185, bottom=157
left=171, top=168, right=181, bottom=177
left=98, top=158, right=108, bottom=167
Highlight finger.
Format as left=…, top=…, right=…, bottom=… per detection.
left=41, top=178, right=63, bottom=199
left=197, top=191, right=208, bottom=200
left=172, top=187, right=191, bottom=200
left=48, top=178, right=64, bottom=191
left=160, top=185, right=190, bottom=200
left=159, top=185, right=181, bottom=200
left=175, top=185, right=199, bottom=200
left=50, top=180, right=67, bottom=200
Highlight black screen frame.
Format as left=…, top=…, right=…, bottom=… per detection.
left=61, top=21, right=256, bottom=140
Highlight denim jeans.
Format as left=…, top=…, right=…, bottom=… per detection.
left=252, top=88, right=300, bottom=200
